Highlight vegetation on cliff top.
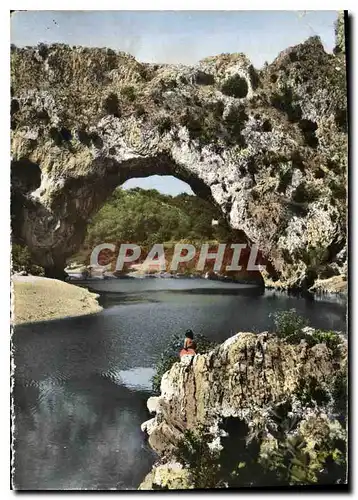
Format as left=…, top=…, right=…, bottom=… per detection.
left=149, top=310, right=347, bottom=487
left=271, top=308, right=343, bottom=354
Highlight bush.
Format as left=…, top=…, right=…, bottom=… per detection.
left=174, top=403, right=346, bottom=489
left=270, top=310, right=342, bottom=356
left=155, top=115, right=172, bottom=134
left=120, top=85, right=137, bottom=102
left=270, top=86, right=302, bottom=122
left=174, top=420, right=259, bottom=489
left=299, top=244, right=328, bottom=268
left=12, top=244, right=44, bottom=276
left=103, top=92, right=120, bottom=117
left=220, top=75, right=249, bottom=98
left=331, top=371, right=348, bottom=418
left=260, top=432, right=346, bottom=485
left=292, top=182, right=320, bottom=204
left=311, top=330, right=342, bottom=353
left=174, top=413, right=346, bottom=488
left=175, top=427, right=223, bottom=489
left=224, top=105, right=248, bottom=146
left=270, top=308, right=308, bottom=339
left=134, top=104, right=146, bottom=118
left=151, top=332, right=218, bottom=393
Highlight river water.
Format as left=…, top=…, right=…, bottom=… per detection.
left=12, top=278, right=347, bottom=490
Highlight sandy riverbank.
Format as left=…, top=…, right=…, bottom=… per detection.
left=11, top=275, right=102, bottom=325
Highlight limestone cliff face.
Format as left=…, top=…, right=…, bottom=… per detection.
left=140, top=332, right=347, bottom=489
left=11, top=37, right=347, bottom=287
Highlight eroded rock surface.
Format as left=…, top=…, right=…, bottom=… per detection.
left=11, top=37, right=347, bottom=287
left=140, top=331, right=347, bottom=489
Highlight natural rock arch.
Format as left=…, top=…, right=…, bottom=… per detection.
left=11, top=37, right=347, bottom=288
left=12, top=153, right=241, bottom=278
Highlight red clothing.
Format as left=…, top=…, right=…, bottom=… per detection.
left=180, top=348, right=196, bottom=358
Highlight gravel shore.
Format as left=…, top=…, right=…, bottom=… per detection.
left=11, top=275, right=102, bottom=325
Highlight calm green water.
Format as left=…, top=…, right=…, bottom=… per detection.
left=12, top=279, right=346, bottom=490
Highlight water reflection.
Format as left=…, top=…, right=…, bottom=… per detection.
left=12, top=280, right=347, bottom=490
left=13, top=375, right=155, bottom=490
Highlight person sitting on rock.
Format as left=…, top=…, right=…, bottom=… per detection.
left=183, top=329, right=197, bottom=352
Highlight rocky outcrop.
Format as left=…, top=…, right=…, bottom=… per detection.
left=140, top=332, right=347, bottom=488
left=309, top=274, right=347, bottom=295
left=139, top=462, right=192, bottom=490
left=11, top=37, right=347, bottom=287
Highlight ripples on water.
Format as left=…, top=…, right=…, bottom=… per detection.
left=12, top=279, right=347, bottom=490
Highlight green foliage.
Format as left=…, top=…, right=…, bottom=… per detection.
left=292, top=182, right=320, bottom=204
left=120, top=85, right=137, bottom=102
left=263, top=434, right=313, bottom=483
left=178, top=101, right=224, bottom=145
left=155, top=115, right=172, bottom=134
left=331, top=370, right=348, bottom=418
left=310, top=330, right=342, bottom=353
left=220, top=75, right=249, bottom=98
left=83, top=187, right=233, bottom=252
left=329, top=178, right=346, bottom=200
left=12, top=244, right=44, bottom=276
left=334, top=11, right=346, bottom=54
left=270, top=85, right=302, bottom=122
left=151, top=332, right=218, bottom=394
left=270, top=308, right=308, bottom=339
left=174, top=412, right=346, bottom=488
left=270, top=309, right=342, bottom=355
left=277, top=168, right=293, bottom=193
left=223, top=105, right=248, bottom=146
left=178, top=425, right=255, bottom=487
left=294, top=376, right=331, bottom=406
left=175, top=427, right=223, bottom=488
left=174, top=421, right=257, bottom=489
left=103, top=92, right=120, bottom=117
left=299, top=244, right=328, bottom=268
left=151, top=350, right=178, bottom=395
left=261, top=433, right=345, bottom=485
left=263, top=403, right=346, bottom=485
